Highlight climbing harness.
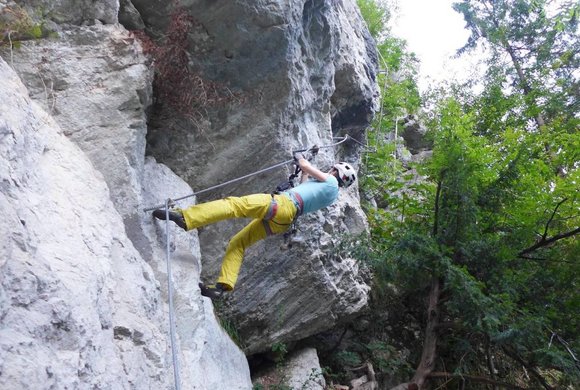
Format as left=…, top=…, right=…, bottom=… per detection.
left=279, top=191, right=304, bottom=249
left=164, top=200, right=181, bottom=390
left=142, top=135, right=350, bottom=212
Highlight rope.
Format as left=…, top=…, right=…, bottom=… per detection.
left=143, top=136, right=350, bottom=212
left=164, top=199, right=181, bottom=390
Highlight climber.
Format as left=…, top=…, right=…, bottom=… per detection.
left=152, top=152, right=357, bottom=300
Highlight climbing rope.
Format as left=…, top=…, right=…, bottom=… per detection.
left=164, top=199, right=181, bottom=390
left=143, top=135, right=350, bottom=212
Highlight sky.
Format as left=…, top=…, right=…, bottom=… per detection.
left=388, top=0, right=476, bottom=91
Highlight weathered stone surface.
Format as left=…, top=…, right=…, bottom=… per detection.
left=14, top=0, right=119, bottom=25
left=253, top=348, right=326, bottom=390
left=217, top=189, right=371, bottom=355
left=142, top=158, right=252, bottom=389
left=0, top=57, right=165, bottom=389
left=119, top=0, right=145, bottom=31
left=134, top=0, right=377, bottom=354
left=1, top=33, right=251, bottom=389
left=3, top=24, right=153, bottom=252
left=282, top=348, right=326, bottom=390
left=401, top=114, right=431, bottom=154
left=138, top=0, right=378, bottom=194
left=2, top=0, right=378, bottom=380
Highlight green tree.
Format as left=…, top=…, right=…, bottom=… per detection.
left=357, top=0, right=391, bottom=40
left=369, top=97, right=579, bottom=389
left=452, top=0, right=579, bottom=131
left=357, top=0, right=421, bottom=206
left=351, top=1, right=578, bottom=388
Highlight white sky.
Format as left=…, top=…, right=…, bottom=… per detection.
left=388, top=0, right=476, bottom=91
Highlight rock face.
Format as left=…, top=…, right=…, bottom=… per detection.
left=1, top=0, right=378, bottom=386
left=139, top=0, right=378, bottom=193
left=14, top=0, right=119, bottom=25
left=0, top=28, right=250, bottom=390
left=401, top=115, right=431, bottom=155
left=134, top=0, right=377, bottom=354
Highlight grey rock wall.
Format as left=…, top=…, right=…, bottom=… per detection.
left=133, top=0, right=378, bottom=354
left=15, top=0, right=119, bottom=25
left=0, top=22, right=251, bottom=390
left=1, top=58, right=165, bottom=389
left=139, top=0, right=378, bottom=194
left=1, top=0, right=378, bottom=384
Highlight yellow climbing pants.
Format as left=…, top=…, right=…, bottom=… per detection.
left=181, top=194, right=297, bottom=290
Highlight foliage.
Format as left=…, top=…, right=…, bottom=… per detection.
left=0, top=4, right=52, bottom=47
left=335, top=349, right=363, bottom=368
left=271, top=342, right=289, bottom=364
left=357, top=0, right=421, bottom=207
left=217, top=314, right=246, bottom=350
left=357, top=0, right=391, bottom=40
left=360, top=90, right=579, bottom=388
left=349, top=1, right=579, bottom=388
left=213, top=301, right=247, bottom=349
left=452, top=0, right=579, bottom=132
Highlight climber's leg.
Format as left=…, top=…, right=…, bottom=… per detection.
left=215, top=195, right=297, bottom=289
left=181, top=194, right=272, bottom=230
left=216, top=219, right=267, bottom=290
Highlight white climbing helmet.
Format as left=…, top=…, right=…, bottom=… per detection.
left=333, top=162, right=357, bottom=187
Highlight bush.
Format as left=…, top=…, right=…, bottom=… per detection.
left=0, top=4, right=49, bottom=47
left=133, top=7, right=238, bottom=125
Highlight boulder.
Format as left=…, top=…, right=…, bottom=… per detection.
left=253, top=347, right=326, bottom=390
left=401, top=115, right=431, bottom=154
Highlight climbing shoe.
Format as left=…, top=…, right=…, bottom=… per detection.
left=199, top=282, right=227, bottom=300
left=152, top=209, right=187, bottom=230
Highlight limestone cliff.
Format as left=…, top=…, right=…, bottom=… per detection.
left=0, top=56, right=251, bottom=388
left=0, top=0, right=378, bottom=388
left=137, top=0, right=378, bottom=355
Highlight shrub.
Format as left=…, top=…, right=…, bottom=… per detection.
left=133, top=7, right=238, bottom=125
left=0, top=4, right=48, bottom=47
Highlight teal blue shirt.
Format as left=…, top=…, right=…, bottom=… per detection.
left=286, top=175, right=339, bottom=214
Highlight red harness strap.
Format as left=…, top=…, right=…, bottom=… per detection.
left=263, top=196, right=278, bottom=221
left=291, top=192, right=304, bottom=216
left=262, top=193, right=303, bottom=237
left=262, top=195, right=279, bottom=236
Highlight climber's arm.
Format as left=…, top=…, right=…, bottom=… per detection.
left=296, top=157, right=329, bottom=182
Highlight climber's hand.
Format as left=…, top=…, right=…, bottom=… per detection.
left=293, top=152, right=307, bottom=163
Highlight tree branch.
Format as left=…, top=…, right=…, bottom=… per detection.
left=486, top=337, right=499, bottom=390
left=433, top=180, right=442, bottom=237
left=548, top=328, right=580, bottom=373
left=409, top=276, right=442, bottom=389
left=518, top=255, right=575, bottom=264
left=542, top=198, right=568, bottom=240
left=518, top=226, right=580, bottom=257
